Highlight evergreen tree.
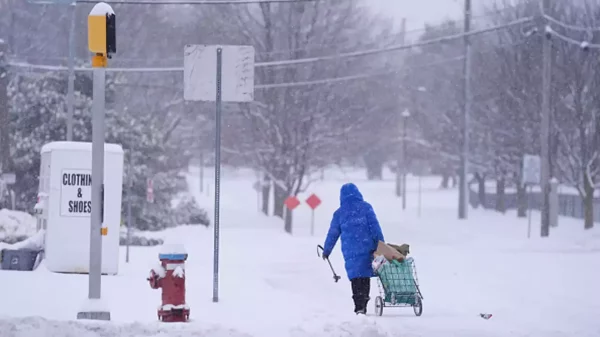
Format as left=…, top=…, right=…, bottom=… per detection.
left=8, top=71, right=207, bottom=230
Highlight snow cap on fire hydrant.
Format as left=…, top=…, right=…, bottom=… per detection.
left=159, top=243, right=188, bottom=261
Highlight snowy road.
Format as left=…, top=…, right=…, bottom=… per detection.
left=1, top=167, right=599, bottom=336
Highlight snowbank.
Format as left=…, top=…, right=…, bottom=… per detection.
left=1, top=315, right=597, bottom=337
left=0, top=209, right=37, bottom=243
left=0, top=316, right=397, bottom=337
left=0, top=229, right=45, bottom=251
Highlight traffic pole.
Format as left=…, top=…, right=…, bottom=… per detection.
left=540, top=0, right=551, bottom=237
left=458, top=0, right=472, bottom=220
left=77, top=2, right=115, bottom=321
left=66, top=2, right=77, bottom=141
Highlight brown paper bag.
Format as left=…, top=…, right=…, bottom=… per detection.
left=373, top=241, right=405, bottom=261
left=388, top=243, right=410, bottom=256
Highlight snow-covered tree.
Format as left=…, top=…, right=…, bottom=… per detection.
left=550, top=1, right=600, bottom=230
left=213, top=1, right=400, bottom=231
left=8, top=70, right=202, bottom=230
left=8, top=71, right=92, bottom=210
left=401, top=20, right=465, bottom=188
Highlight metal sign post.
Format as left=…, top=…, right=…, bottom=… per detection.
left=418, top=174, right=422, bottom=217
left=126, top=153, right=133, bottom=263
left=184, top=44, right=255, bottom=303
left=306, top=194, right=322, bottom=236
left=522, top=154, right=541, bottom=239
left=213, top=47, right=223, bottom=303
left=253, top=180, right=261, bottom=211
left=199, top=152, right=204, bottom=193
left=527, top=184, right=533, bottom=239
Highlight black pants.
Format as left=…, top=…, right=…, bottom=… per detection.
left=351, top=278, right=371, bottom=313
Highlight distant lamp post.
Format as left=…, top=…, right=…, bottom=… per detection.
left=401, top=109, right=410, bottom=210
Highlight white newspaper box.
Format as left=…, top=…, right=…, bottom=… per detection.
left=40, top=141, right=123, bottom=275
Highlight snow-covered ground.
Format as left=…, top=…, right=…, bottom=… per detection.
left=1, top=166, right=599, bottom=337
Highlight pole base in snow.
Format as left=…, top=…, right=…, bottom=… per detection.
left=76, top=311, right=111, bottom=321
left=76, top=298, right=111, bottom=321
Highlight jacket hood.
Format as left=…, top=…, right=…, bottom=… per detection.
left=340, top=183, right=364, bottom=205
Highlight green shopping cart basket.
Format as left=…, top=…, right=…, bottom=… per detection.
left=374, top=257, right=424, bottom=316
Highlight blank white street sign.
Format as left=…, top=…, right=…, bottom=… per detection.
left=522, top=154, right=541, bottom=186
left=183, top=44, right=255, bottom=102
left=1, top=173, right=16, bottom=185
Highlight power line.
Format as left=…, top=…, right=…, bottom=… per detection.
left=257, top=17, right=534, bottom=67
left=22, top=39, right=528, bottom=91
left=76, top=0, right=320, bottom=4
left=8, top=61, right=178, bottom=72
left=115, top=56, right=465, bottom=90
left=543, top=13, right=600, bottom=33
left=257, top=56, right=468, bottom=89
left=7, top=16, right=534, bottom=74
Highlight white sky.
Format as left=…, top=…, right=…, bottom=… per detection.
left=367, top=0, right=493, bottom=32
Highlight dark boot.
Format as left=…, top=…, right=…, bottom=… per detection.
left=351, top=278, right=371, bottom=314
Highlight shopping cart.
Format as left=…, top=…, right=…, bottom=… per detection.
left=373, top=257, right=424, bottom=316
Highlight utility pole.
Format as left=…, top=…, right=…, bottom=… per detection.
left=401, top=110, right=410, bottom=210
left=0, top=41, right=10, bottom=176
left=540, top=0, right=551, bottom=237
left=66, top=2, right=77, bottom=141
left=396, top=17, right=407, bottom=198
left=459, top=0, right=472, bottom=219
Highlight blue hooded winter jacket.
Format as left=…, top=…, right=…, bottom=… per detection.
left=322, top=183, right=385, bottom=280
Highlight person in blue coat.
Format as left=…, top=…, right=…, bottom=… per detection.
left=321, top=183, right=385, bottom=315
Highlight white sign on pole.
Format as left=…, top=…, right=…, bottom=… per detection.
left=1, top=173, right=16, bottom=185
left=183, top=44, right=255, bottom=102
left=60, top=169, right=92, bottom=217
left=522, top=154, right=541, bottom=186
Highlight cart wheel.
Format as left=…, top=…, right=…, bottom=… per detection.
left=375, top=296, right=384, bottom=316
left=413, top=295, right=423, bottom=317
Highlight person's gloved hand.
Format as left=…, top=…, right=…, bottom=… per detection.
left=322, top=253, right=329, bottom=260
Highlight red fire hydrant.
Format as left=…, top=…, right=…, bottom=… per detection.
left=147, top=244, right=190, bottom=322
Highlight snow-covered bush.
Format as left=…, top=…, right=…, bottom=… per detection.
left=173, top=195, right=210, bottom=227
left=119, top=234, right=163, bottom=247
left=0, top=209, right=37, bottom=244
left=118, top=227, right=163, bottom=246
